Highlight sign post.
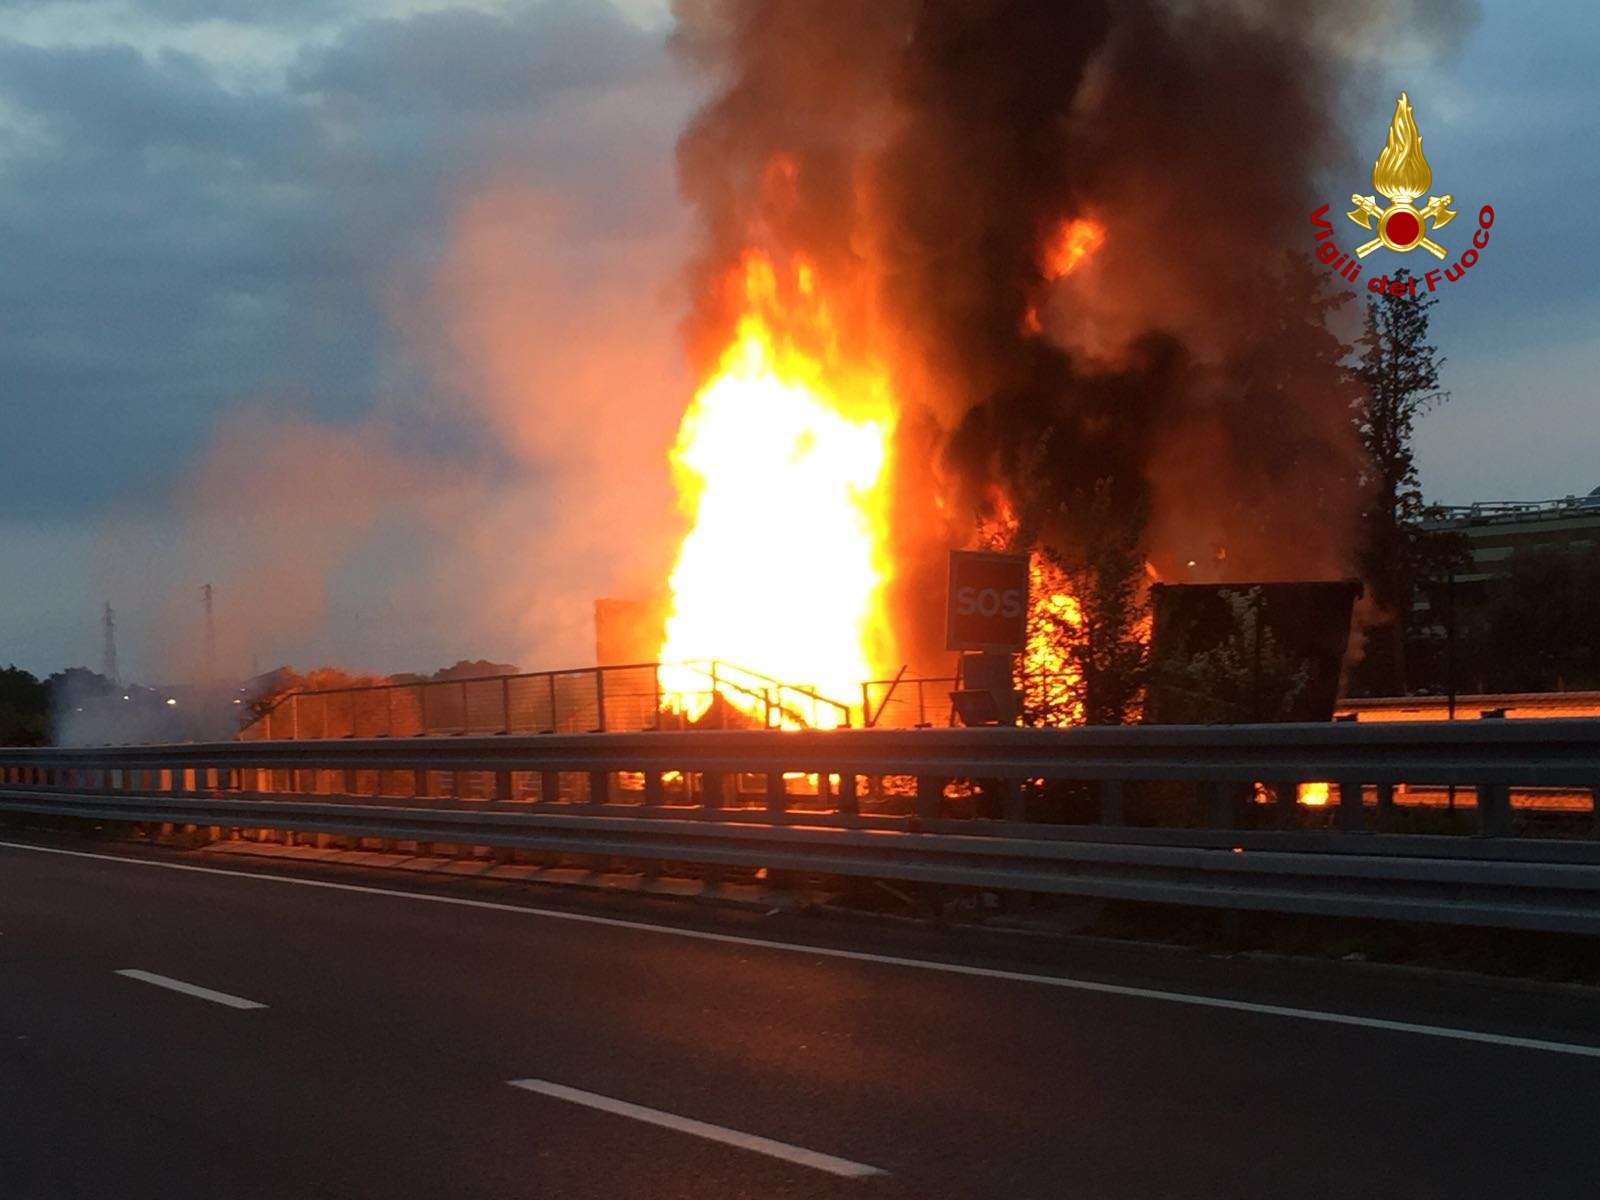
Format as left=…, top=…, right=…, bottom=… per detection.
left=946, top=549, right=1029, bottom=728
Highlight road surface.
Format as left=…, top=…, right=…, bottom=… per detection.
left=2, top=835, right=1598, bottom=1198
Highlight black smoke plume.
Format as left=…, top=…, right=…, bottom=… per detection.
left=672, top=0, right=1453, bottom=673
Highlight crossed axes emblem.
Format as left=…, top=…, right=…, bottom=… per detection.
left=1346, top=193, right=1457, bottom=259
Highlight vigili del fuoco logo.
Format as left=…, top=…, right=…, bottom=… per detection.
left=1310, top=92, right=1495, bottom=297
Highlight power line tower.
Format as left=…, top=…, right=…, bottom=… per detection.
left=102, top=602, right=119, bottom=684
left=202, top=583, right=216, bottom=683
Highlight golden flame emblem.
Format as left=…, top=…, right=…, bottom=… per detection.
left=1347, top=92, right=1457, bottom=259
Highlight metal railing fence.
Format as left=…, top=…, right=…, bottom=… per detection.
left=6, top=721, right=1600, bottom=932
left=243, top=661, right=853, bottom=741
left=862, top=672, right=1082, bottom=728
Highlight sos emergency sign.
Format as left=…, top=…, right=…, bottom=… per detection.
left=946, top=549, right=1030, bottom=651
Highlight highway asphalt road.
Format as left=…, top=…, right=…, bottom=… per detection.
left=3, top=833, right=1599, bottom=1199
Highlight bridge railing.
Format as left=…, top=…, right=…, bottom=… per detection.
left=242, top=659, right=855, bottom=741
left=4, top=721, right=1600, bottom=933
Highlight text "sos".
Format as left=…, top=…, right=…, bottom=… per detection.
left=955, top=586, right=1025, bottom=619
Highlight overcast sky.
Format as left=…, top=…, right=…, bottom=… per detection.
left=1, top=0, right=1595, bottom=680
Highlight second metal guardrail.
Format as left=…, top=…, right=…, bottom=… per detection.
left=3, top=721, right=1599, bottom=933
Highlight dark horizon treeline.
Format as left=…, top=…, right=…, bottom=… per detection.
left=1403, top=545, right=1600, bottom=696
left=0, top=657, right=523, bottom=746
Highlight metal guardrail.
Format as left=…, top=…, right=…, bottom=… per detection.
left=4, top=721, right=1600, bottom=933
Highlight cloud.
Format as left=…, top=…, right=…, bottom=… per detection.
left=0, top=0, right=359, bottom=30
left=290, top=2, right=657, bottom=114
left=0, top=2, right=694, bottom=678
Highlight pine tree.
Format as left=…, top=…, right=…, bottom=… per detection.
left=1001, top=464, right=1147, bottom=727
left=1350, top=269, right=1449, bottom=694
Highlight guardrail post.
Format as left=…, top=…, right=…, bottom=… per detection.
left=589, top=770, right=610, bottom=806
left=540, top=770, right=560, bottom=804
left=494, top=770, right=512, bottom=803
left=1200, top=782, right=1230, bottom=828
left=1098, top=779, right=1123, bottom=825
left=1479, top=781, right=1510, bottom=837
left=837, top=772, right=858, bottom=818
left=1270, top=782, right=1295, bottom=828
left=1376, top=781, right=1395, bottom=818
left=1000, top=779, right=1025, bottom=823
left=643, top=770, right=663, bottom=808
left=915, top=775, right=940, bottom=821
left=1337, top=780, right=1364, bottom=832
left=702, top=772, right=725, bottom=813
left=405, top=769, right=430, bottom=853
left=765, top=769, right=786, bottom=816
left=1477, top=708, right=1511, bottom=836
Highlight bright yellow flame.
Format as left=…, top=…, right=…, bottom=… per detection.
left=1042, top=218, right=1106, bottom=280
left=976, top=495, right=1088, bottom=727
left=1023, top=555, right=1085, bottom=724
left=1298, top=782, right=1331, bottom=807
left=1253, top=781, right=1333, bottom=806
left=658, top=253, right=893, bottom=727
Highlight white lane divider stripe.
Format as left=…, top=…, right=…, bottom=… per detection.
left=508, top=1078, right=887, bottom=1179
left=115, top=969, right=267, bottom=1010
left=9, top=841, right=1600, bottom=1060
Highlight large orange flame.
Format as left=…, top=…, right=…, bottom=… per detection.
left=1042, top=218, right=1106, bottom=281
left=1022, top=553, right=1085, bottom=725
left=1025, top=217, right=1105, bottom=334
left=980, top=491, right=1087, bottom=727
left=657, top=252, right=894, bottom=727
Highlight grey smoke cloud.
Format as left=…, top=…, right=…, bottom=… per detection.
left=0, top=1, right=694, bottom=680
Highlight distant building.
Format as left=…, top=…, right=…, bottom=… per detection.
left=1422, top=485, right=1600, bottom=584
